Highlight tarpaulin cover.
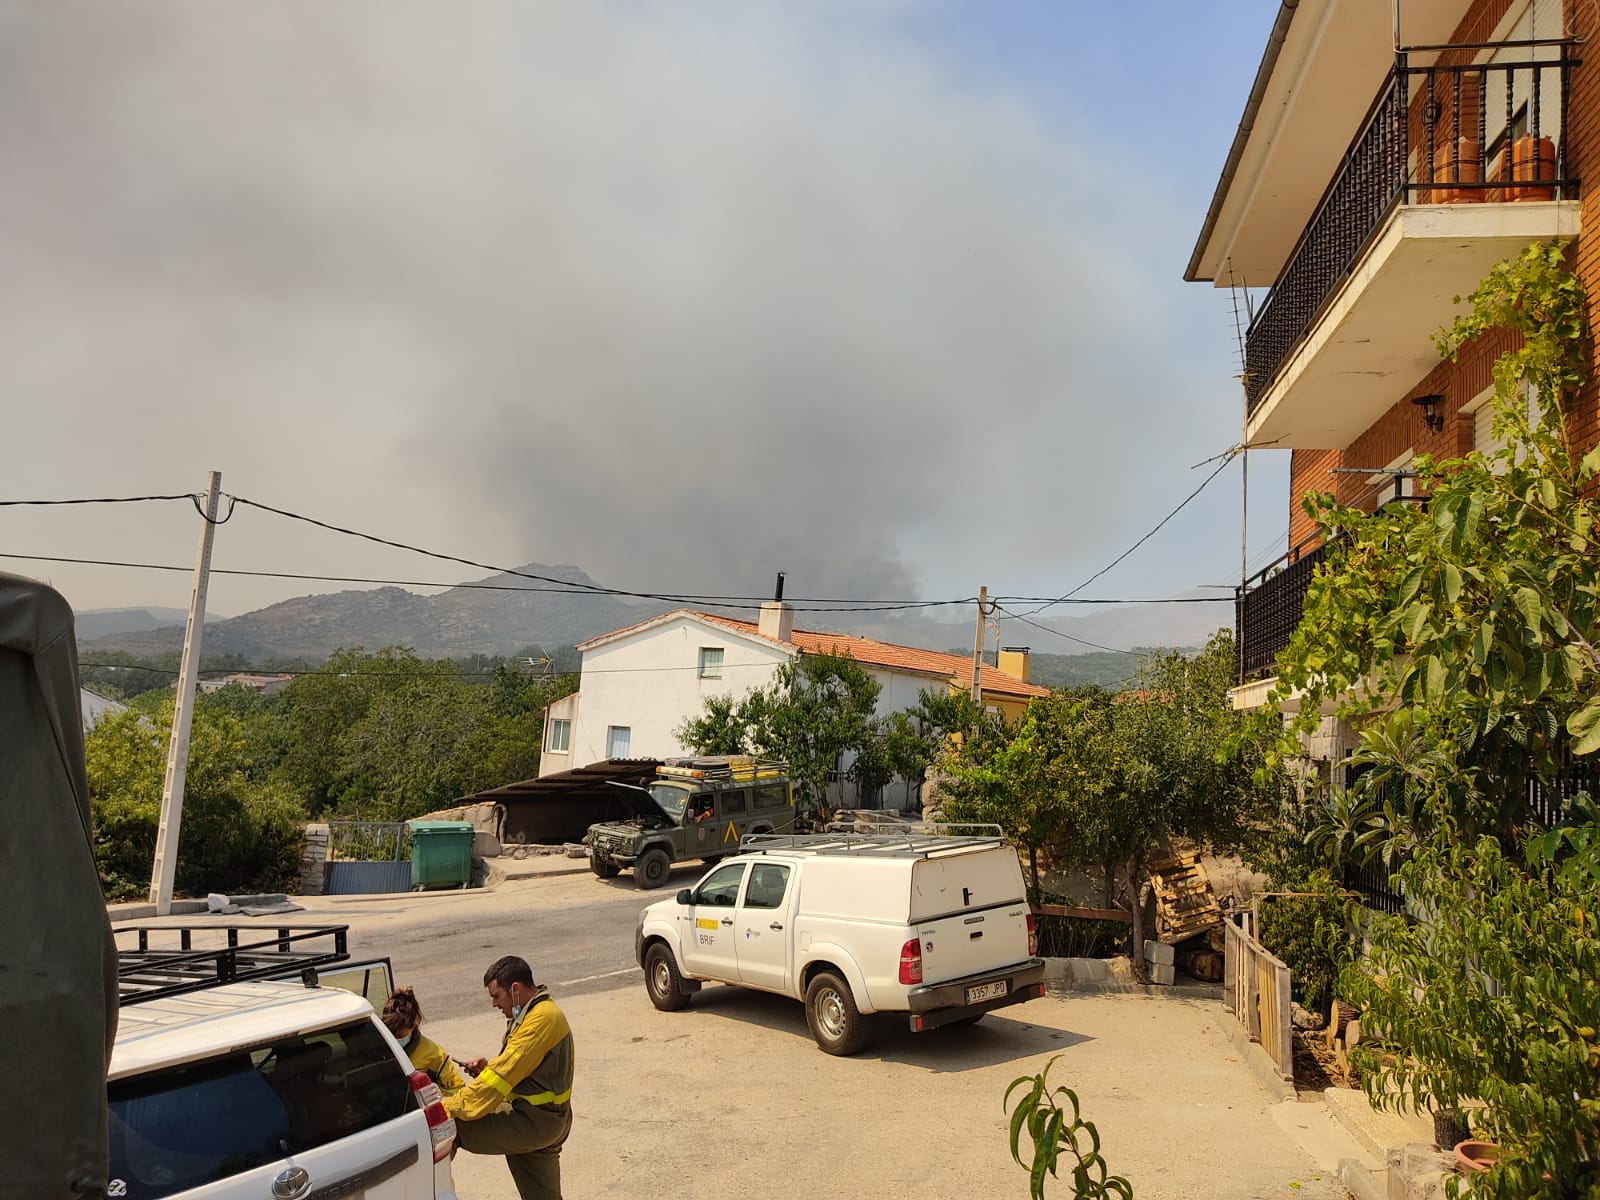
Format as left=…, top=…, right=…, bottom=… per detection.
left=0, top=573, right=118, bottom=1197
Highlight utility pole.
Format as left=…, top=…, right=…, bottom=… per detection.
left=970, top=585, right=989, bottom=701
left=150, top=470, right=222, bottom=914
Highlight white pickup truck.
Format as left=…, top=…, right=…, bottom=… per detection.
left=633, top=829, right=1046, bottom=1054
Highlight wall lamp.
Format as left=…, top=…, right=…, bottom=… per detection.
left=1411, top=393, right=1446, bottom=433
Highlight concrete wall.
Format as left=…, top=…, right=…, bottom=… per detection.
left=538, top=691, right=581, bottom=778
left=566, top=617, right=789, bottom=769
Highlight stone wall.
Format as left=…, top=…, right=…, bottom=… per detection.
left=299, top=823, right=329, bottom=896
left=408, top=801, right=505, bottom=840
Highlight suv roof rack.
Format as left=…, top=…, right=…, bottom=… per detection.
left=656, top=757, right=788, bottom=784
left=740, top=824, right=1008, bottom=859
left=113, top=923, right=352, bottom=1006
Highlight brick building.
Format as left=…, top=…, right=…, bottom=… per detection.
left=1188, top=0, right=1598, bottom=739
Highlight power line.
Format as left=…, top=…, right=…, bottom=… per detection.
left=1018, top=448, right=1240, bottom=618
left=0, top=553, right=964, bottom=613
left=232, top=495, right=894, bottom=608
left=0, top=493, right=197, bottom=507
left=0, top=552, right=1230, bottom=609
left=992, top=606, right=1144, bottom=657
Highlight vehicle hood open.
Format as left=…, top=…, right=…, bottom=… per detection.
left=604, top=780, right=677, bottom=823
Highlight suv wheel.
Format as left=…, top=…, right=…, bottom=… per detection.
left=635, top=848, right=672, bottom=890
left=643, top=942, right=690, bottom=1012
left=805, top=971, right=868, bottom=1056
left=590, top=859, right=621, bottom=879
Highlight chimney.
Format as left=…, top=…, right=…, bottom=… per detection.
left=758, top=571, right=794, bottom=643
left=996, top=646, right=1031, bottom=684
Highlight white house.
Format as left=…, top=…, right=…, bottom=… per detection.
left=80, top=688, right=126, bottom=733
left=539, top=597, right=1050, bottom=807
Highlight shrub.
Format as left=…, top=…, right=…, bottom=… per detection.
left=1255, top=876, right=1354, bottom=1014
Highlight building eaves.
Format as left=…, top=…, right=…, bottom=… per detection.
left=1184, top=0, right=1300, bottom=283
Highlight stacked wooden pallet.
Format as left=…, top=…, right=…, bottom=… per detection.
left=1149, top=851, right=1224, bottom=943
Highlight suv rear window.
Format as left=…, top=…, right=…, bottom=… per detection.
left=107, top=1018, right=411, bottom=1199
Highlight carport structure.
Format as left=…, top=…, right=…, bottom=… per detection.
left=467, top=757, right=663, bottom=844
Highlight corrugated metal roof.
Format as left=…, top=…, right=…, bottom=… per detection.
left=468, top=758, right=665, bottom=844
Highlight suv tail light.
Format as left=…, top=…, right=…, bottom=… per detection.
left=409, top=1070, right=456, bottom=1162
left=898, top=937, right=923, bottom=985
left=1027, top=913, right=1038, bottom=958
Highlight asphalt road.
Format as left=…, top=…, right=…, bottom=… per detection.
left=125, top=869, right=1357, bottom=1199
left=387, top=883, right=650, bottom=1019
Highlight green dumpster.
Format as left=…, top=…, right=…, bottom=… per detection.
left=408, top=820, right=475, bottom=890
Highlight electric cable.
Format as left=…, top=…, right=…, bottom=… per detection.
left=991, top=606, right=1144, bottom=657
left=1018, top=449, right=1240, bottom=618
left=0, top=493, right=197, bottom=507
left=0, top=552, right=1230, bottom=609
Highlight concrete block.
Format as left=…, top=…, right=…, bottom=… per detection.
left=472, top=831, right=503, bottom=858
left=1143, top=940, right=1176, bottom=966
left=1147, top=962, right=1175, bottom=985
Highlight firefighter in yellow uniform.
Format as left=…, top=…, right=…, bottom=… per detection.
left=446, top=955, right=576, bottom=1200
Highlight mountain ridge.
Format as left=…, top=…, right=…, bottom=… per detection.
left=80, top=564, right=1229, bottom=663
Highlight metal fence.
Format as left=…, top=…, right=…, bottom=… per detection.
left=324, top=822, right=412, bottom=896
left=1340, top=752, right=1598, bottom=915
left=328, top=821, right=407, bottom=861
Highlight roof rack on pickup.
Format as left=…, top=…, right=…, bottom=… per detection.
left=113, top=923, right=352, bottom=1006
left=740, top=824, right=1008, bottom=858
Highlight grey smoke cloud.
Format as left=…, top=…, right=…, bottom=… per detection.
left=0, top=1, right=1253, bottom=618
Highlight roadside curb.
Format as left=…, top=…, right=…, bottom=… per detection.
left=1220, top=1008, right=1298, bottom=1101
left=485, top=860, right=593, bottom=889
left=1041, top=957, right=1224, bottom=999
left=107, top=899, right=210, bottom=922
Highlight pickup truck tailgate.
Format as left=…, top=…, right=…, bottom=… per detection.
left=915, top=902, right=1032, bottom=984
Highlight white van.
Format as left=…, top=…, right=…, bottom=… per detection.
left=633, top=829, right=1046, bottom=1054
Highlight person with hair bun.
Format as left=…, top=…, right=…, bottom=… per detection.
left=381, top=986, right=466, bottom=1093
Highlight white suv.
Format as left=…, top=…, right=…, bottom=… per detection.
left=109, top=926, right=458, bottom=1200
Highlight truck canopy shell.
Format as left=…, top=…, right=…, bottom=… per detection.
left=0, top=573, right=119, bottom=1197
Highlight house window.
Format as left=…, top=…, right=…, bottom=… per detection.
left=1367, top=451, right=1416, bottom=511
left=547, top=719, right=571, bottom=753
left=698, top=647, right=724, bottom=679
left=607, top=726, right=632, bottom=758
left=1468, top=381, right=1539, bottom=468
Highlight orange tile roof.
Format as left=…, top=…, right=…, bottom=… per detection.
left=579, top=608, right=1050, bottom=700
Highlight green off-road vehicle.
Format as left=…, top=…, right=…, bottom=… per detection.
left=587, top=756, right=794, bottom=889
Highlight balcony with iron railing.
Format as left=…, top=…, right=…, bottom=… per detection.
left=1243, top=40, right=1581, bottom=450
left=1234, top=537, right=1330, bottom=686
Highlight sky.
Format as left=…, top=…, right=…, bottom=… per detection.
left=0, top=1, right=1290, bottom=650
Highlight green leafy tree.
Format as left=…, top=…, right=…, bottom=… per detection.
left=677, top=650, right=881, bottom=810
left=1342, top=833, right=1599, bottom=1200
left=1270, top=240, right=1599, bottom=844
left=1260, top=244, right=1600, bottom=1195
left=677, top=694, right=750, bottom=756
left=947, top=633, right=1278, bottom=971
left=941, top=688, right=1119, bottom=890
left=85, top=703, right=306, bottom=899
